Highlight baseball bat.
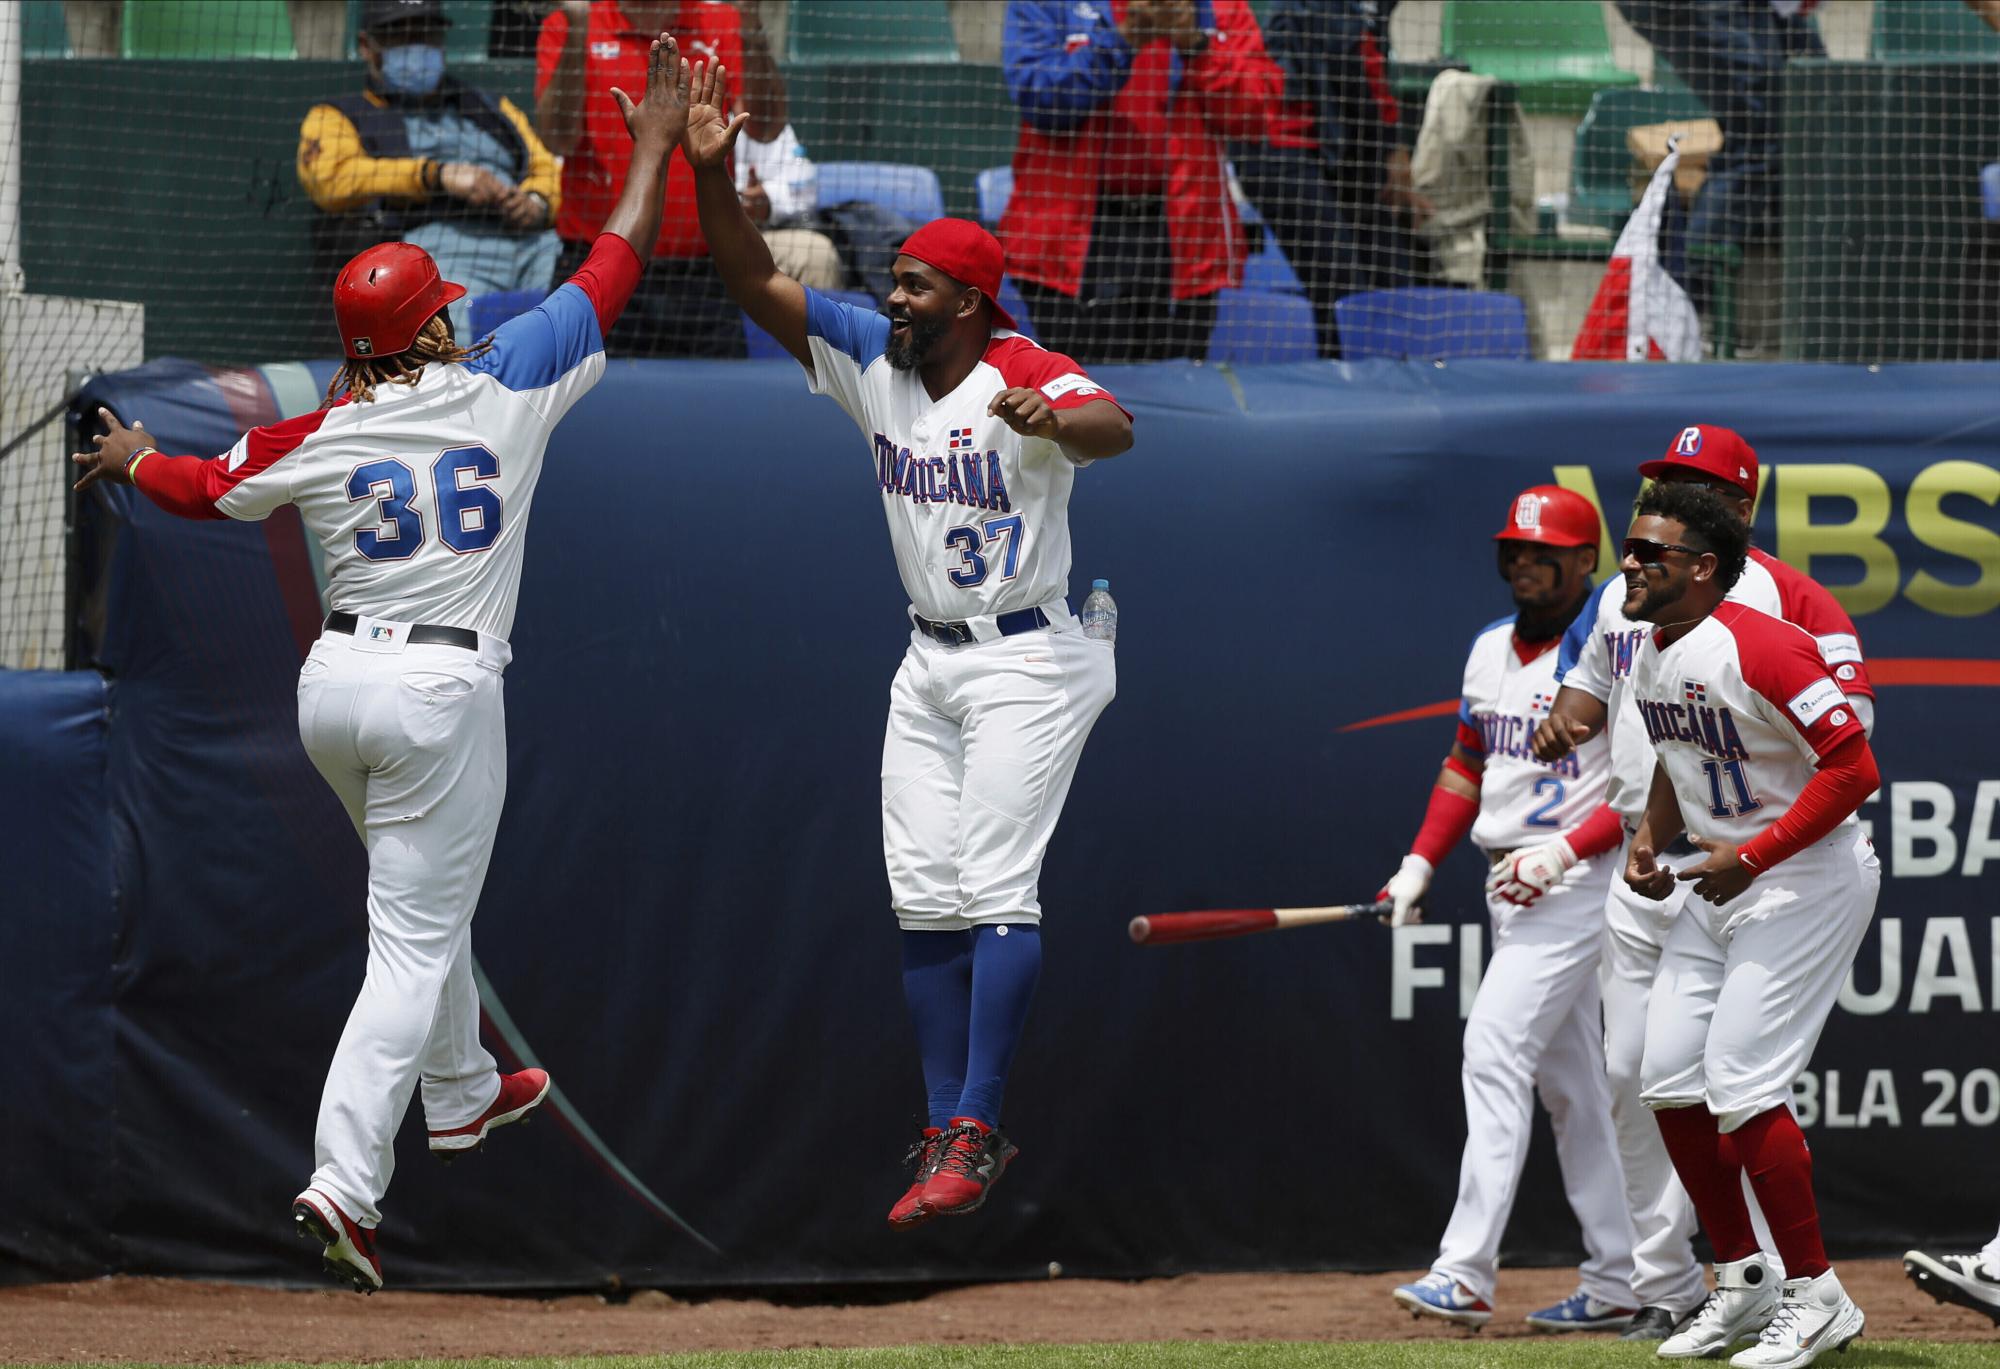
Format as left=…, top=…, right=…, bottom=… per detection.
left=1128, top=901, right=1390, bottom=946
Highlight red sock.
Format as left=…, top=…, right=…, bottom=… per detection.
left=1733, top=1106, right=1830, bottom=1279
left=1655, top=1106, right=1759, bottom=1261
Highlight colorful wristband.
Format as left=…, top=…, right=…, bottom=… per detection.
left=125, top=446, right=157, bottom=478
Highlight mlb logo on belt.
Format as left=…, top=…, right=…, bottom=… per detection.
left=949, top=427, right=974, bottom=449
left=1684, top=679, right=1707, bottom=704
left=370, top=625, right=396, bottom=642
left=1675, top=426, right=1703, bottom=455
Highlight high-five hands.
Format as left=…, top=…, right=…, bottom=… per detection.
left=682, top=58, right=750, bottom=170
left=611, top=33, right=692, bottom=152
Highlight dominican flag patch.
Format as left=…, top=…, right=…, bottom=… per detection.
left=1530, top=689, right=1556, bottom=713
left=1684, top=680, right=1708, bottom=704
left=949, top=427, right=974, bottom=449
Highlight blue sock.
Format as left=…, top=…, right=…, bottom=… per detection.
left=900, top=929, right=973, bottom=1129
left=956, top=923, right=1042, bottom=1127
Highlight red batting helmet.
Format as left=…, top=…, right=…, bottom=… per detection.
left=332, top=242, right=466, bottom=360
left=1638, top=423, right=1759, bottom=500
left=1493, top=485, right=1601, bottom=548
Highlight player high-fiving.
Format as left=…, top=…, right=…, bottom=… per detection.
left=683, top=58, right=1133, bottom=1230
left=72, top=31, right=691, bottom=1294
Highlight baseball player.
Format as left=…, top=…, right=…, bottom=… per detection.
left=1619, top=481, right=1879, bottom=1366
left=1532, top=425, right=1874, bottom=1341
left=69, top=35, right=692, bottom=1292
left=1384, top=487, right=1640, bottom=1331
left=681, top=62, right=1131, bottom=1229
left=1905, top=1231, right=2000, bottom=1326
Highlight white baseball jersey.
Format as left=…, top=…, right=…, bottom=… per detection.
left=1557, top=548, right=1872, bottom=820
left=1629, top=601, right=1866, bottom=848
left=800, top=289, right=1127, bottom=627
left=1460, top=617, right=1615, bottom=852
left=136, top=282, right=608, bottom=641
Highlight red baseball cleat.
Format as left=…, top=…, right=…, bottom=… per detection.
left=428, top=1068, right=551, bottom=1158
left=292, top=1187, right=382, bottom=1293
left=918, top=1117, right=1018, bottom=1218
left=887, top=1127, right=949, bottom=1231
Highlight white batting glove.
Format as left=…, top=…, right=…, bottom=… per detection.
left=1377, top=854, right=1433, bottom=927
left=1485, top=836, right=1578, bottom=908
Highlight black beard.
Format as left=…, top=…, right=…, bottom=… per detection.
left=1623, top=575, right=1682, bottom=623
left=885, top=316, right=948, bottom=371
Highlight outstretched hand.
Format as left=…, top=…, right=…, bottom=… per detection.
left=682, top=58, right=750, bottom=170
left=1676, top=836, right=1754, bottom=906
left=71, top=407, right=152, bottom=492
left=611, top=33, right=691, bottom=152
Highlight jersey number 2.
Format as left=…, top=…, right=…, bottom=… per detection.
left=347, top=447, right=502, bottom=561
left=1526, top=776, right=1565, bottom=827
left=943, top=515, right=1024, bottom=588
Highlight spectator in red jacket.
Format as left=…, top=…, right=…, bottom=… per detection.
left=1000, top=0, right=1280, bottom=363
left=536, top=0, right=777, bottom=357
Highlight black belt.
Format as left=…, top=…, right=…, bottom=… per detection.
left=913, top=605, right=1050, bottom=647
left=324, top=611, right=479, bottom=652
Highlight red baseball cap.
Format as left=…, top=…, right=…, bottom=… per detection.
left=1638, top=424, right=1760, bottom=499
left=896, top=218, right=1018, bottom=332
left=1492, top=485, right=1601, bottom=548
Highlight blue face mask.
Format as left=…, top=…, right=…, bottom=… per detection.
left=380, top=43, right=445, bottom=96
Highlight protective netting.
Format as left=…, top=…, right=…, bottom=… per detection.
left=5, top=1, right=2000, bottom=663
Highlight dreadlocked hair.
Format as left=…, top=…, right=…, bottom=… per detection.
left=322, top=313, right=493, bottom=408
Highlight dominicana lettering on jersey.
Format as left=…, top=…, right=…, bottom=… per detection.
left=873, top=432, right=1013, bottom=512
left=1634, top=691, right=1753, bottom=761
left=1478, top=710, right=1583, bottom=778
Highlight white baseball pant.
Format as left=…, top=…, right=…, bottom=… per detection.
left=1641, top=829, right=1880, bottom=1131
left=1433, top=861, right=1638, bottom=1307
left=295, top=624, right=511, bottom=1227
left=882, top=621, right=1113, bottom=929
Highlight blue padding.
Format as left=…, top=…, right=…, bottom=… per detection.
left=1983, top=162, right=2000, bottom=222
left=995, top=276, right=1037, bottom=342
left=815, top=161, right=947, bottom=224
left=976, top=165, right=1013, bottom=226
left=1207, top=288, right=1317, bottom=362
left=1335, top=286, right=1531, bottom=361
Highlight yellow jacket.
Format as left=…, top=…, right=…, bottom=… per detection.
left=297, top=89, right=560, bottom=217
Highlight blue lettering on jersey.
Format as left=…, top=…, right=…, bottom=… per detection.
left=1606, top=627, right=1647, bottom=679
left=872, top=432, right=1013, bottom=512
left=1636, top=698, right=1753, bottom=759
left=1475, top=712, right=1581, bottom=778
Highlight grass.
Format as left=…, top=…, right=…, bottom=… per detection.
left=29, top=1344, right=2000, bottom=1369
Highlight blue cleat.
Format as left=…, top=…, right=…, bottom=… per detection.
left=1524, top=1288, right=1640, bottom=1332
left=1393, top=1271, right=1494, bottom=1329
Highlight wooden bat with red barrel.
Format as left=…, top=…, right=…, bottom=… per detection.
left=1128, top=901, right=1390, bottom=945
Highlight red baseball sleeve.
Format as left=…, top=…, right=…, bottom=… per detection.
left=1738, top=732, right=1878, bottom=873
left=568, top=231, right=646, bottom=336
left=1561, top=803, right=1625, bottom=861
left=129, top=451, right=228, bottom=520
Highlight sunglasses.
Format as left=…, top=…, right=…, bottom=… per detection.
left=1622, top=537, right=1705, bottom=567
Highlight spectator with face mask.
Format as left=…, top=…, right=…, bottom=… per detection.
left=298, top=0, right=563, bottom=336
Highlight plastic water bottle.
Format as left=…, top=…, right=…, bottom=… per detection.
left=1080, top=578, right=1118, bottom=644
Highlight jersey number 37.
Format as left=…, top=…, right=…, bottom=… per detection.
left=347, top=446, right=503, bottom=561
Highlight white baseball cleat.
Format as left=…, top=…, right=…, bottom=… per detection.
left=1903, top=1250, right=2000, bottom=1325
left=1728, top=1270, right=1864, bottom=1367
left=1658, top=1252, right=1780, bottom=1359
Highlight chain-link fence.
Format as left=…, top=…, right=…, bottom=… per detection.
left=4, top=1, right=2000, bottom=664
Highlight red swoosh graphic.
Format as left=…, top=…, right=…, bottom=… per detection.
left=1339, top=658, right=2000, bottom=732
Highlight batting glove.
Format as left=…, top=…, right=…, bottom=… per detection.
left=1377, top=854, right=1433, bottom=927
left=1485, top=836, right=1578, bottom=908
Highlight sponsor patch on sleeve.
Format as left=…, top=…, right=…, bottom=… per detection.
left=1039, top=372, right=1103, bottom=402
left=1786, top=676, right=1846, bottom=728
left=226, top=442, right=248, bottom=473
left=1815, top=632, right=1863, bottom=664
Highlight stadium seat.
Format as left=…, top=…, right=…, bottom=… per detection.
left=787, top=0, right=957, bottom=64
left=743, top=290, right=878, bottom=359
left=1441, top=0, right=1637, bottom=116
left=815, top=162, right=947, bottom=226
left=976, top=167, right=1014, bottom=227
left=1983, top=163, right=2000, bottom=221
left=23, top=1, right=69, bottom=58
left=1334, top=287, right=1530, bottom=361
left=1224, top=189, right=1304, bottom=294
left=995, top=277, right=1036, bottom=342
left=124, top=0, right=295, bottom=58
left=467, top=289, right=542, bottom=339
left=1569, top=88, right=1711, bottom=231
left=1871, top=0, right=2000, bottom=60
left=1207, top=289, right=1318, bottom=364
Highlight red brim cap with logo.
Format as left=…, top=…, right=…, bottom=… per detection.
left=897, top=218, right=1018, bottom=332
left=1639, top=423, right=1760, bottom=499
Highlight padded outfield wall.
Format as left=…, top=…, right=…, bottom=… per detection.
left=2, top=357, right=1997, bottom=1289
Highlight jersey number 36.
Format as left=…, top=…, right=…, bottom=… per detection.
left=347, top=446, right=503, bottom=561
